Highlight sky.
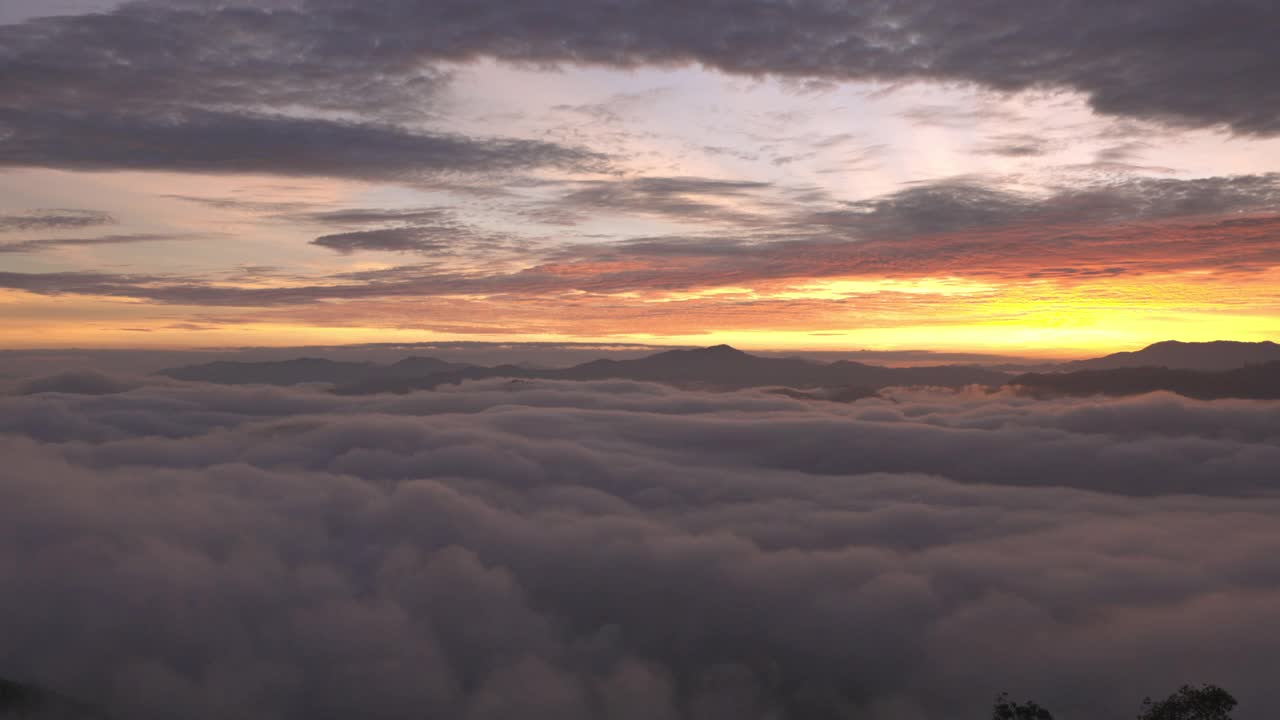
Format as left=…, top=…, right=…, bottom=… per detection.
left=2, top=1, right=1279, bottom=355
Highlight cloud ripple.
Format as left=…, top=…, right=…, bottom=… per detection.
left=2, top=376, right=1280, bottom=718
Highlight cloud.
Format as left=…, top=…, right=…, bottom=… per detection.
left=0, top=108, right=607, bottom=180
left=311, top=227, right=453, bottom=255
left=0, top=4, right=608, bottom=180
left=0, top=2, right=450, bottom=120
left=1095, top=142, right=1153, bottom=165
left=551, top=88, right=672, bottom=126
left=974, top=134, right=1051, bottom=158
left=2, top=376, right=1280, bottom=719
left=295, top=208, right=455, bottom=226
left=304, top=208, right=524, bottom=256
left=0, top=174, right=1274, bottom=313
left=807, top=182, right=1038, bottom=239
left=0, top=270, right=174, bottom=297
left=160, top=195, right=319, bottom=214
left=0, top=209, right=113, bottom=232
left=807, top=174, right=1280, bottom=239
left=6, top=0, right=1280, bottom=138
left=0, top=233, right=198, bottom=254
left=533, top=176, right=776, bottom=227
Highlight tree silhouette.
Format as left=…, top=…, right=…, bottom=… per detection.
left=992, top=692, right=1055, bottom=720
left=0, top=676, right=45, bottom=715
left=1138, top=684, right=1237, bottom=720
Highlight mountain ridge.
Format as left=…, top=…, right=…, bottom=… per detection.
left=1062, top=339, right=1280, bottom=372
left=153, top=340, right=1280, bottom=400
left=330, top=345, right=1011, bottom=394
left=1012, top=361, right=1280, bottom=400
left=156, top=344, right=1009, bottom=394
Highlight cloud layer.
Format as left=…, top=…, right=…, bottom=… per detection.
left=5, top=175, right=1279, bottom=305
left=4, top=375, right=1280, bottom=718
left=6, top=0, right=1280, bottom=138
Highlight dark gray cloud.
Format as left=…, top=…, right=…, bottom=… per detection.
left=2, top=0, right=1277, bottom=190
left=1095, top=141, right=1153, bottom=165
left=160, top=195, right=320, bottom=214
left=0, top=108, right=607, bottom=180
left=0, top=208, right=113, bottom=232
left=305, top=208, right=524, bottom=256
left=347, top=0, right=1280, bottom=134
left=0, top=2, right=450, bottom=119
left=808, top=174, right=1280, bottom=239
left=0, top=3, right=607, bottom=180
left=0, top=233, right=197, bottom=253
left=2, top=376, right=1280, bottom=719
left=807, top=182, right=1038, bottom=239
left=0, top=270, right=175, bottom=297
left=0, top=269, right=410, bottom=306
left=1053, top=174, right=1280, bottom=223
left=311, top=227, right=452, bottom=255
left=296, top=208, right=454, bottom=226
left=534, top=177, right=775, bottom=226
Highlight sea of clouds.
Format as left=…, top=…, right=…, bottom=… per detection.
left=3, top=371, right=1280, bottom=719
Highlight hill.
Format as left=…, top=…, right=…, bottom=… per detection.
left=332, top=345, right=1010, bottom=395
left=1012, top=361, right=1280, bottom=400
left=1062, top=340, right=1280, bottom=372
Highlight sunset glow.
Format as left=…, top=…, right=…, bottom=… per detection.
left=2, top=2, right=1279, bottom=355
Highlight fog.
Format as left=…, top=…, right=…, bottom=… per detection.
left=3, top=373, right=1279, bottom=718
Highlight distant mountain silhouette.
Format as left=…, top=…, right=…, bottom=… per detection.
left=1062, top=340, right=1280, bottom=372
left=383, top=356, right=463, bottom=377
left=331, top=344, right=1011, bottom=394
left=1012, top=361, right=1280, bottom=400
left=157, top=345, right=1009, bottom=395
left=153, top=341, right=1280, bottom=399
